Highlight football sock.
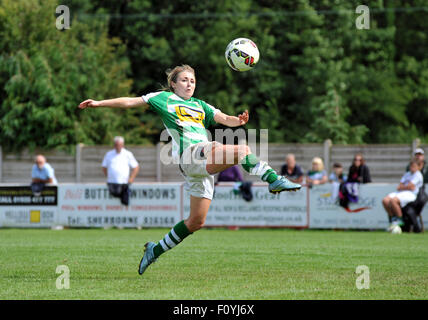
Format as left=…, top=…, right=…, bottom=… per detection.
left=388, top=216, right=393, bottom=223
left=240, top=154, right=279, bottom=184
left=152, top=220, right=192, bottom=258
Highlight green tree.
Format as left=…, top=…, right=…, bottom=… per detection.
left=0, top=0, right=134, bottom=152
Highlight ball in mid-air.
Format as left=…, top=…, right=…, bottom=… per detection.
left=225, top=38, right=259, bottom=72
left=391, top=225, right=402, bottom=234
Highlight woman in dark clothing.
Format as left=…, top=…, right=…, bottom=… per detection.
left=347, top=153, right=372, bottom=183
left=339, top=153, right=371, bottom=211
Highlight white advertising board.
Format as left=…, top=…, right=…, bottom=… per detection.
left=0, top=186, right=58, bottom=228
left=57, top=184, right=182, bottom=228
left=183, top=183, right=308, bottom=227
left=0, top=183, right=426, bottom=230
left=309, top=183, right=397, bottom=229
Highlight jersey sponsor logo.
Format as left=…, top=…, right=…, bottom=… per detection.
left=175, top=105, right=205, bottom=126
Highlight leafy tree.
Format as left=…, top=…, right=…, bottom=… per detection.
left=0, top=0, right=134, bottom=152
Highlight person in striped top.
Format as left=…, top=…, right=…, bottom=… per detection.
left=78, top=64, right=301, bottom=275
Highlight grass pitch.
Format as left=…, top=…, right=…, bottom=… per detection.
left=0, top=228, right=427, bottom=299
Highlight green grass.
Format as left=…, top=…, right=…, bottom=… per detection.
left=0, top=228, right=427, bottom=299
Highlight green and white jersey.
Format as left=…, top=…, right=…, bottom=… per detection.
left=142, top=91, right=220, bottom=160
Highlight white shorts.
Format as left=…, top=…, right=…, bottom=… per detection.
left=387, top=191, right=417, bottom=207
left=179, top=141, right=220, bottom=200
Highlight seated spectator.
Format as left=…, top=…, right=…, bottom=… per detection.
left=217, top=165, right=252, bottom=202
left=382, top=158, right=424, bottom=231
left=306, top=157, right=328, bottom=186
left=31, top=154, right=57, bottom=196
left=217, top=165, right=244, bottom=182
left=347, top=153, right=371, bottom=183
left=329, top=163, right=347, bottom=183
left=280, top=153, right=304, bottom=184
left=329, top=163, right=347, bottom=202
left=406, top=148, right=427, bottom=184
left=338, top=154, right=370, bottom=211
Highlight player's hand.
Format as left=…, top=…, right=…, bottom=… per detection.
left=78, top=99, right=100, bottom=109
left=238, top=110, right=249, bottom=125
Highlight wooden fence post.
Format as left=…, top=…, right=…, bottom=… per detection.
left=324, top=139, right=332, bottom=175
left=76, top=143, right=83, bottom=183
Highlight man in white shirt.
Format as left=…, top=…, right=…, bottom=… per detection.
left=102, top=136, right=139, bottom=205
left=382, top=159, right=423, bottom=230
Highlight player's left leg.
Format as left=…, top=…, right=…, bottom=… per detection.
left=205, top=143, right=301, bottom=193
left=138, top=196, right=211, bottom=275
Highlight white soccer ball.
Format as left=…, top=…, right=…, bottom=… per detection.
left=225, top=38, right=260, bottom=72
left=391, top=225, right=402, bottom=234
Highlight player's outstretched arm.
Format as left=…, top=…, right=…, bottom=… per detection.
left=214, top=110, right=249, bottom=127
left=78, top=97, right=147, bottom=109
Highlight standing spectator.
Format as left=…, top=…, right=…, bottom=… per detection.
left=382, top=159, right=424, bottom=231
left=406, top=148, right=427, bottom=184
left=306, top=157, right=328, bottom=186
left=102, top=136, right=139, bottom=206
left=280, top=153, right=304, bottom=184
left=31, top=155, right=57, bottom=196
left=347, top=153, right=371, bottom=183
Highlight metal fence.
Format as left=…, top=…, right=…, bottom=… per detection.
left=0, top=140, right=425, bottom=183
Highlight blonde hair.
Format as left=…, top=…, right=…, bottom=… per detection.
left=312, top=157, right=324, bottom=171
left=164, top=65, right=195, bottom=92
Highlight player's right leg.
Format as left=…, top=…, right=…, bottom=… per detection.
left=205, top=143, right=301, bottom=193
left=138, top=196, right=211, bottom=275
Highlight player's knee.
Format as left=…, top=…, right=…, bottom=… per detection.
left=244, top=145, right=251, bottom=155
left=237, top=144, right=251, bottom=161
left=186, top=217, right=206, bottom=232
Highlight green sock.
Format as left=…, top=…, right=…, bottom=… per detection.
left=240, top=154, right=279, bottom=183
left=153, top=220, right=192, bottom=258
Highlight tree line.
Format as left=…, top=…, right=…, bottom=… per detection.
left=1, top=0, right=427, bottom=152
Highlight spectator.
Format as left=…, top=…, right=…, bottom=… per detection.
left=382, top=158, right=424, bottom=231
left=338, top=154, right=370, bottom=211
left=217, top=165, right=244, bottom=182
left=31, top=154, right=57, bottom=196
left=347, top=153, right=371, bottom=183
left=102, top=136, right=139, bottom=206
left=329, top=163, right=347, bottom=183
left=280, top=153, right=304, bottom=184
left=329, top=163, right=347, bottom=202
left=306, top=157, right=328, bottom=186
left=217, top=165, right=253, bottom=202
left=406, top=148, right=427, bottom=184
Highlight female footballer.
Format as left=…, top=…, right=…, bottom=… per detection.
left=78, top=65, right=301, bottom=275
